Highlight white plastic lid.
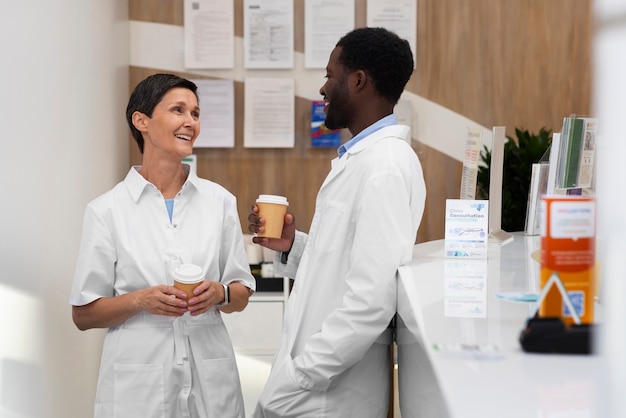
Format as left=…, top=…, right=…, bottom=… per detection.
left=256, top=194, right=289, bottom=206
left=172, top=264, right=204, bottom=284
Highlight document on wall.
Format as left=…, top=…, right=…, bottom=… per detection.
left=243, top=0, right=294, bottom=68
left=304, top=0, right=354, bottom=68
left=366, top=0, right=417, bottom=67
left=444, top=199, right=489, bottom=258
left=190, top=79, right=235, bottom=148
left=244, top=77, right=295, bottom=148
left=184, top=0, right=234, bottom=69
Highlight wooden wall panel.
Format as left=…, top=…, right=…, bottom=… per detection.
left=130, top=0, right=183, bottom=25
left=414, top=143, right=462, bottom=243
left=413, top=0, right=593, bottom=136
left=129, top=0, right=592, bottom=242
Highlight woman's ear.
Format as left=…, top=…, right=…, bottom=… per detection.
left=132, top=111, right=148, bottom=132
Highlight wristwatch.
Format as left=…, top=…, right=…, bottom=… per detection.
left=216, top=283, right=230, bottom=306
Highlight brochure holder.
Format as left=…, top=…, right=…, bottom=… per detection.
left=487, top=126, right=513, bottom=245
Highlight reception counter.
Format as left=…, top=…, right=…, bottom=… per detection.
left=396, top=233, right=601, bottom=417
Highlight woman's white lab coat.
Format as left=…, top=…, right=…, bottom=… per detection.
left=254, top=125, right=426, bottom=417
left=70, top=166, right=255, bottom=418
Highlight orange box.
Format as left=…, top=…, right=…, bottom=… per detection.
left=539, top=195, right=596, bottom=324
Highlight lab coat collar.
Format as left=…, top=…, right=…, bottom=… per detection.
left=345, top=124, right=410, bottom=156
left=125, top=164, right=200, bottom=202
left=323, top=124, right=410, bottom=190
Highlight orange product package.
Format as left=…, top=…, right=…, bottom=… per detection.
left=539, top=195, right=596, bottom=324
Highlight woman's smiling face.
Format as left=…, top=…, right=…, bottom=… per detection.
left=142, top=87, right=200, bottom=159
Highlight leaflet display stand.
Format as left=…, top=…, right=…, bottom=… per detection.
left=487, top=126, right=513, bottom=245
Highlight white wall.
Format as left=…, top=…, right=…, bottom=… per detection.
left=0, top=1, right=622, bottom=417
left=595, top=1, right=626, bottom=417
left=0, top=1, right=129, bottom=417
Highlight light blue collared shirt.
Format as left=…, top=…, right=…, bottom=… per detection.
left=337, top=114, right=397, bottom=158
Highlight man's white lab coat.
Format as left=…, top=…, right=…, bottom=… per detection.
left=254, top=124, right=426, bottom=417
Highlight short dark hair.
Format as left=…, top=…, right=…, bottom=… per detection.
left=336, top=27, right=414, bottom=105
left=126, top=73, right=198, bottom=154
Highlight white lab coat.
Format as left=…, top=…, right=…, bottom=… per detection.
left=70, top=166, right=255, bottom=418
left=254, top=125, right=426, bottom=417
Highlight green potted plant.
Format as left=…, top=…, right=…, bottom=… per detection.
left=476, top=127, right=552, bottom=232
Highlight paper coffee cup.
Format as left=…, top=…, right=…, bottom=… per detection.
left=172, top=264, right=204, bottom=299
left=256, top=194, right=289, bottom=239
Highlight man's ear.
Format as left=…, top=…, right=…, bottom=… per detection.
left=132, top=111, right=148, bottom=132
left=353, top=70, right=367, bottom=90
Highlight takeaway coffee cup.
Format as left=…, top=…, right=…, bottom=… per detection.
left=172, top=264, right=204, bottom=299
left=256, top=194, right=289, bottom=239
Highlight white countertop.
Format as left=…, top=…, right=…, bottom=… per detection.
left=396, top=233, right=601, bottom=418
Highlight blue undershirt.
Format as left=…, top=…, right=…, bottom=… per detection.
left=165, top=198, right=174, bottom=223
left=337, top=114, right=397, bottom=158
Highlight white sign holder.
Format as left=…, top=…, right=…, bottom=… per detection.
left=487, top=126, right=513, bottom=245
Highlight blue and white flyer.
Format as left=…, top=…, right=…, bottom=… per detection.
left=443, top=259, right=488, bottom=318
left=445, top=199, right=489, bottom=258
left=311, top=101, right=341, bottom=147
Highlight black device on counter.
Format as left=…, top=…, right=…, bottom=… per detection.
left=519, top=316, right=595, bottom=354
left=249, top=263, right=284, bottom=292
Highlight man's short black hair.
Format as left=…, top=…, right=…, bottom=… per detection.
left=126, top=73, right=198, bottom=154
left=336, top=27, right=414, bottom=105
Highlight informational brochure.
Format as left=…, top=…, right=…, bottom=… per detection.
left=190, top=79, right=235, bottom=148
left=311, top=101, right=341, bottom=147
left=244, top=77, right=295, bottom=148
left=444, top=259, right=487, bottom=318
left=243, top=0, right=294, bottom=68
left=183, top=0, right=234, bottom=69
left=304, top=0, right=355, bottom=68
left=444, top=199, right=489, bottom=258
left=460, top=126, right=483, bottom=200
left=577, top=118, right=598, bottom=188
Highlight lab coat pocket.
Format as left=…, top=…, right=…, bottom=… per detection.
left=113, top=363, right=164, bottom=418
left=257, top=356, right=321, bottom=417
left=200, top=357, right=243, bottom=417
left=312, top=200, right=346, bottom=253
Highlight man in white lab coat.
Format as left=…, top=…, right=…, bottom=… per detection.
left=249, top=27, right=426, bottom=418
